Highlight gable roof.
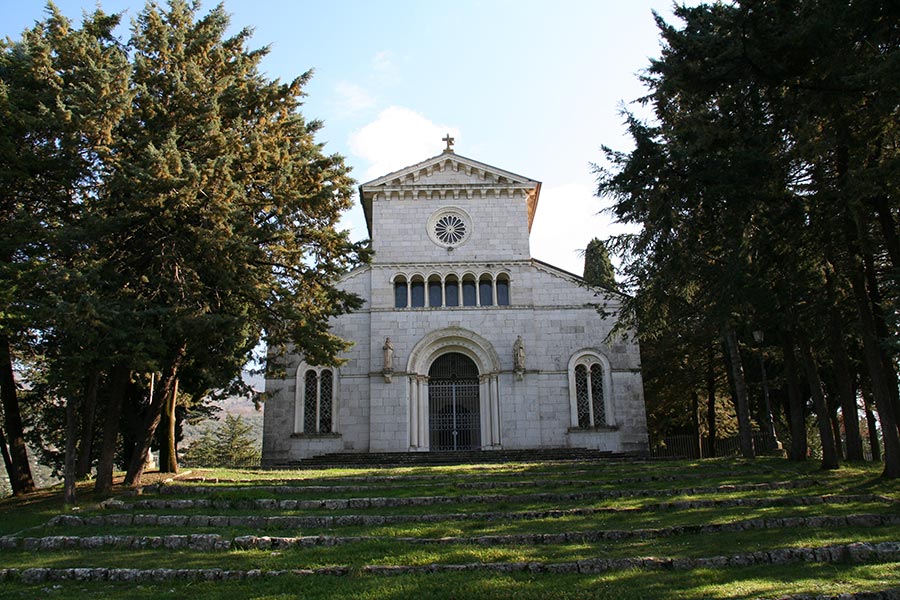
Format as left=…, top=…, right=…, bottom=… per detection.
left=531, top=258, right=627, bottom=299
left=357, top=150, right=541, bottom=238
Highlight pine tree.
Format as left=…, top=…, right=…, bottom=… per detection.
left=598, top=0, right=900, bottom=475
left=182, top=414, right=260, bottom=468
left=0, top=4, right=131, bottom=496
left=583, top=238, right=617, bottom=291
left=2, top=1, right=369, bottom=492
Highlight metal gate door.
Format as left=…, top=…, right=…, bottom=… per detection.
left=428, top=353, right=481, bottom=451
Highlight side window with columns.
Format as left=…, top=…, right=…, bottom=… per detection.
left=295, top=364, right=335, bottom=434
left=567, top=351, right=612, bottom=429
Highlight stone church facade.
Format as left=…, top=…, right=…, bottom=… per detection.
left=262, top=144, right=648, bottom=463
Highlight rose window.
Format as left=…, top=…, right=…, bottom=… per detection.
left=427, top=208, right=472, bottom=248
left=434, top=214, right=467, bottom=245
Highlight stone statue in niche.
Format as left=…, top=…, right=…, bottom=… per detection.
left=513, top=335, right=526, bottom=378
left=382, top=337, right=394, bottom=382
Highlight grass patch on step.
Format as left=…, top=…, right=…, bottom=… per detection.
left=2, top=524, right=899, bottom=570
left=0, top=562, right=898, bottom=600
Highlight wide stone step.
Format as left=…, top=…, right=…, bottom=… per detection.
left=123, top=479, right=822, bottom=511
left=273, top=448, right=637, bottom=468
left=6, top=513, right=897, bottom=552
left=45, top=493, right=896, bottom=531
left=155, top=468, right=798, bottom=496
left=3, top=540, right=899, bottom=582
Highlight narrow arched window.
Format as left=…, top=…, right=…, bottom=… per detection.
left=479, top=275, right=493, bottom=306
left=568, top=352, right=612, bottom=429
left=575, top=364, right=590, bottom=428
left=410, top=277, right=425, bottom=307
left=590, top=363, right=605, bottom=424
left=428, top=275, right=443, bottom=307
left=445, top=275, right=460, bottom=307
left=296, top=366, right=336, bottom=434
left=394, top=277, right=408, bottom=308
left=496, top=274, right=510, bottom=306
left=319, top=370, right=333, bottom=433
left=462, top=276, right=477, bottom=306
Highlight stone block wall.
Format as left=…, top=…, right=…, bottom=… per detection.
left=371, top=192, right=531, bottom=264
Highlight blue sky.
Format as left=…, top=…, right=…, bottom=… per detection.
left=2, top=0, right=690, bottom=274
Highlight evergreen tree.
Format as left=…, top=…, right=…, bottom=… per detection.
left=598, top=0, right=900, bottom=475
left=0, top=5, right=130, bottom=496
left=1, top=1, right=369, bottom=493
left=182, top=413, right=260, bottom=468
left=583, top=238, right=617, bottom=291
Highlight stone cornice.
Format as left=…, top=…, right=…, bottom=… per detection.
left=371, top=259, right=532, bottom=270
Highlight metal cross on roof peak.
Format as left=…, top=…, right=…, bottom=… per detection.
left=442, top=133, right=455, bottom=152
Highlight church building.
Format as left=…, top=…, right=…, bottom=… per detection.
left=262, top=140, right=648, bottom=463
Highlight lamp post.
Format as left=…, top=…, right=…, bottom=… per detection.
left=753, top=330, right=780, bottom=452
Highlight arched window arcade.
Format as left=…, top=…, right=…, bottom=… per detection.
left=393, top=271, right=511, bottom=308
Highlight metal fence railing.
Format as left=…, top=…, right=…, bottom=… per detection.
left=649, top=432, right=780, bottom=459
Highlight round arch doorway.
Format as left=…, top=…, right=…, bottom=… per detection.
left=428, top=352, right=481, bottom=451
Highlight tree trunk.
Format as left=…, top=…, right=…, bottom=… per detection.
left=691, top=390, right=701, bottom=459
left=824, top=268, right=864, bottom=461
left=724, top=325, right=755, bottom=459
left=706, top=350, right=717, bottom=459
left=76, top=371, right=101, bottom=479
left=862, top=387, right=881, bottom=462
left=872, top=195, right=900, bottom=288
left=124, top=346, right=186, bottom=487
left=824, top=383, right=844, bottom=461
left=94, top=364, right=129, bottom=494
left=862, top=242, right=900, bottom=432
left=782, top=330, right=807, bottom=461
left=157, top=377, right=179, bottom=474
left=0, top=424, right=14, bottom=484
left=64, top=395, right=78, bottom=505
left=842, top=216, right=900, bottom=477
left=796, top=330, right=840, bottom=470
left=0, top=335, right=35, bottom=495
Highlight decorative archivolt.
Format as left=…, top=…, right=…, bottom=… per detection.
left=406, top=327, right=501, bottom=376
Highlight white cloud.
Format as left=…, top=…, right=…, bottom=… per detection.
left=348, top=106, right=459, bottom=181
left=528, top=181, right=611, bottom=275
left=371, top=50, right=399, bottom=83
left=333, top=81, right=376, bottom=116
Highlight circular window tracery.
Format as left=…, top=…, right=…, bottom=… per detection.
left=427, top=207, right=472, bottom=248
left=434, top=214, right=466, bottom=245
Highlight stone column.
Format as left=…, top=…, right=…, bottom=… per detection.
left=408, top=375, right=418, bottom=449
left=418, top=375, right=429, bottom=450
left=490, top=375, right=501, bottom=447
left=480, top=375, right=490, bottom=449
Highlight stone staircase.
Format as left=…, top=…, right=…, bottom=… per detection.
left=1, top=458, right=898, bottom=597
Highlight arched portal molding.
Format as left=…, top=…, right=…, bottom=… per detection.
left=406, top=327, right=500, bottom=376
